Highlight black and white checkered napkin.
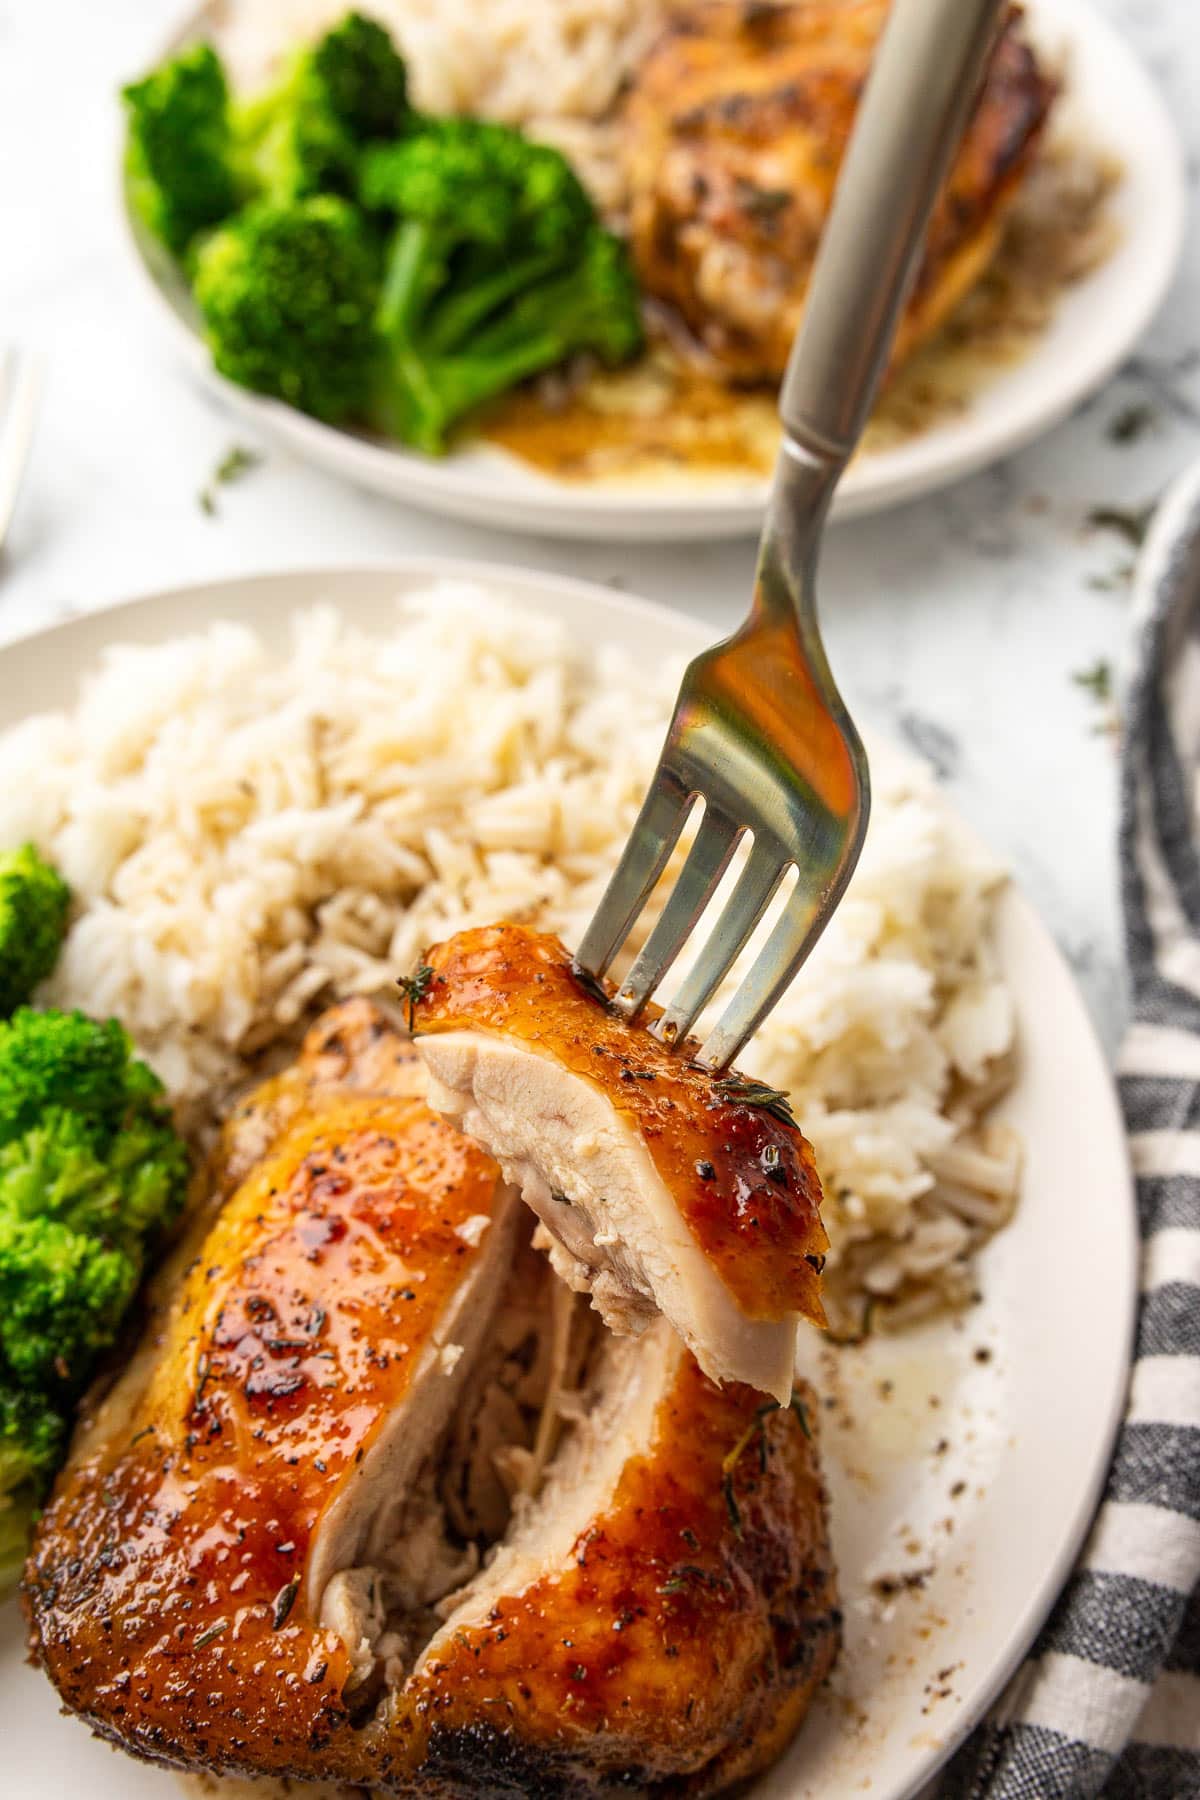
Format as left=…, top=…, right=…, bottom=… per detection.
left=937, top=464, right=1200, bottom=1798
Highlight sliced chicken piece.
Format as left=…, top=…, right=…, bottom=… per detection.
left=624, top=0, right=1055, bottom=382
left=411, top=923, right=828, bottom=1401
left=25, top=999, right=839, bottom=1795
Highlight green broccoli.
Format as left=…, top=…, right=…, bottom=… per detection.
left=0, top=1215, right=137, bottom=1391
left=0, top=844, right=70, bottom=1019
left=236, top=11, right=410, bottom=203
left=0, top=1387, right=65, bottom=1592
left=0, top=1009, right=189, bottom=1590
left=360, top=119, right=641, bottom=452
left=0, top=1107, right=187, bottom=1255
left=307, top=11, right=410, bottom=140
left=0, top=1009, right=161, bottom=1144
left=193, top=196, right=381, bottom=423
left=122, top=43, right=240, bottom=259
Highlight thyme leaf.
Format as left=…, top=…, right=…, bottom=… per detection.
left=195, top=1619, right=228, bottom=1649
left=1086, top=502, right=1154, bottom=548
left=1072, top=658, right=1113, bottom=704
left=722, top=1473, right=742, bottom=1537
left=1106, top=403, right=1156, bottom=445
left=198, top=443, right=262, bottom=516
left=272, top=1576, right=300, bottom=1629
left=396, top=962, right=433, bottom=1032
left=710, top=1074, right=796, bottom=1127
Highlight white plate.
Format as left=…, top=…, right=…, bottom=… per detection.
left=120, top=0, right=1185, bottom=542
left=0, top=566, right=1136, bottom=1799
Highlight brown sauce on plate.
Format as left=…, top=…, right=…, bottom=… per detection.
left=484, top=142, right=1121, bottom=485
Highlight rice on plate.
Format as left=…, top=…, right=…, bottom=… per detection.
left=211, top=0, right=667, bottom=212
left=0, top=582, right=1019, bottom=1338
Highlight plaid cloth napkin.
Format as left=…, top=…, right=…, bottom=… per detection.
left=936, top=464, right=1200, bottom=1798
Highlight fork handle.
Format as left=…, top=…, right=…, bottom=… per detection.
left=778, top=0, right=1007, bottom=468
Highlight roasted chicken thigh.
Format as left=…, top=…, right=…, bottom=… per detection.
left=624, top=0, right=1054, bottom=381
left=25, top=998, right=839, bottom=1795
left=413, top=924, right=828, bottom=1402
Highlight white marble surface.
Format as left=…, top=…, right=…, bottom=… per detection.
left=2, top=0, right=1198, bottom=1055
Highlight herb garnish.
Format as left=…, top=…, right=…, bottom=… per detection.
left=195, top=1619, right=228, bottom=1649
left=1086, top=502, right=1154, bottom=549
left=735, top=179, right=791, bottom=221
left=272, top=1576, right=300, bottom=1629
left=396, top=961, right=433, bottom=1031
left=1072, top=659, right=1120, bottom=738
left=1106, top=403, right=1156, bottom=445
left=199, top=443, right=262, bottom=516
left=790, top=1393, right=812, bottom=1439
left=710, top=1074, right=796, bottom=1127
left=570, top=959, right=612, bottom=1010
left=1072, top=659, right=1112, bottom=704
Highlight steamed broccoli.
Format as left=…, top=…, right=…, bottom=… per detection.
left=122, top=43, right=239, bottom=258
left=0, top=1008, right=189, bottom=1591
left=0, top=1009, right=161, bottom=1143
left=0, top=844, right=70, bottom=1019
left=236, top=10, right=410, bottom=203
left=0, top=1215, right=137, bottom=1390
left=193, top=196, right=381, bottom=422
left=0, top=1387, right=65, bottom=1592
left=305, top=11, right=410, bottom=140
left=363, top=122, right=642, bottom=452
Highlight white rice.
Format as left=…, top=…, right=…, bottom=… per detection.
left=0, top=583, right=1018, bottom=1336
left=210, top=0, right=666, bottom=212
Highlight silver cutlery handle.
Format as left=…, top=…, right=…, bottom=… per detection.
left=779, top=0, right=1007, bottom=467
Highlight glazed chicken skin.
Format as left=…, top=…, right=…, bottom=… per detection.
left=624, top=0, right=1055, bottom=381
left=412, top=924, right=828, bottom=1403
left=25, top=998, right=840, bottom=1795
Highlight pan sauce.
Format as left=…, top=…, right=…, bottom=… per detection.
left=485, top=144, right=1120, bottom=485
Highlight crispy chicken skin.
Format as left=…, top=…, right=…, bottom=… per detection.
left=413, top=924, right=828, bottom=1401
left=25, top=999, right=840, bottom=1795
left=624, top=0, right=1055, bottom=381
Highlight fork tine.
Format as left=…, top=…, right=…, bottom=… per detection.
left=0, top=352, right=42, bottom=551
left=695, top=886, right=831, bottom=1070
left=614, top=806, right=742, bottom=1017
left=654, top=840, right=787, bottom=1045
left=574, top=774, right=693, bottom=977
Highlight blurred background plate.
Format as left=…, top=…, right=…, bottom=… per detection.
left=118, top=0, right=1185, bottom=542
left=0, top=563, right=1136, bottom=1797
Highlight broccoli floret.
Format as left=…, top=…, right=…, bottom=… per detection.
left=363, top=122, right=583, bottom=346
left=0, top=1107, right=188, bottom=1256
left=0, top=1009, right=189, bottom=1588
left=361, top=119, right=641, bottom=452
left=237, top=11, right=411, bottom=203
left=123, top=43, right=239, bottom=258
left=193, top=196, right=380, bottom=423
left=375, top=225, right=643, bottom=454
left=0, top=845, right=70, bottom=1019
left=0, top=1386, right=65, bottom=1593
left=309, top=11, right=409, bottom=140
left=0, top=1215, right=137, bottom=1391
left=0, top=1009, right=162, bottom=1146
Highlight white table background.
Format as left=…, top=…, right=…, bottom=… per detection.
left=2, top=0, right=1199, bottom=1055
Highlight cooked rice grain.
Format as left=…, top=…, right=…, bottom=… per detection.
left=0, top=583, right=1018, bottom=1335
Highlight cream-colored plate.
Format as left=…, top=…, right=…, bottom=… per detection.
left=0, top=566, right=1136, bottom=1799
left=118, top=0, right=1184, bottom=542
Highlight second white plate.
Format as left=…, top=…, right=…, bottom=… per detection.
left=121, top=0, right=1185, bottom=541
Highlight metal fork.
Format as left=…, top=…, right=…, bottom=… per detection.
left=0, top=350, right=42, bottom=554
left=577, top=0, right=1006, bottom=1070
